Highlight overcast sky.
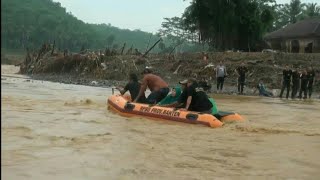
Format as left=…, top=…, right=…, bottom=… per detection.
left=53, top=0, right=319, bottom=33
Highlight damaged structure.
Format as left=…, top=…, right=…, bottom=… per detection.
left=264, top=18, right=320, bottom=53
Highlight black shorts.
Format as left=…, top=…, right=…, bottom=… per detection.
left=147, top=87, right=169, bottom=104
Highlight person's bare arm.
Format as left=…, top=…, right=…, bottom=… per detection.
left=182, top=96, right=192, bottom=110
left=134, top=79, right=147, bottom=102
left=116, top=86, right=126, bottom=95
left=118, top=88, right=126, bottom=95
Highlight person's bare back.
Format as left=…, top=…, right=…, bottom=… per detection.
left=134, top=69, right=169, bottom=103
left=141, top=74, right=168, bottom=92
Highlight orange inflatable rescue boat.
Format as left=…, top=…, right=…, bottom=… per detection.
left=107, top=94, right=244, bottom=128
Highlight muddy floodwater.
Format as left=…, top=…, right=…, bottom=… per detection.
left=2, top=65, right=320, bottom=180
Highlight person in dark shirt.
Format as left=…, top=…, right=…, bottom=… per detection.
left=299, top=69, right=308, bottom=99
left=181, top=78, right=213, bottom=113
left=307, top=66, right=315, bottom=99
left=235, top=61, right=248, bottom=95
left=191, top=87, right=213, bottom=113
left=291, top=67, right=300, bottom=99
left=116, top=73, right=146, bottom=103
left=279, top=64, right=292, bottom=99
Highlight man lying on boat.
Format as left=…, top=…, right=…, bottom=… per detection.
left=156, top=86, right=182, bottom=107
left=133, top=68, right=170, bottom=104
left=156, top=79, right=189, bottom=108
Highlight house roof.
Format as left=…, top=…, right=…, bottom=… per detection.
left=264, top=18, right=320, bottom=40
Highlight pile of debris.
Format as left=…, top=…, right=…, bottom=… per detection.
left=19, top=44, right=320, bottom=91
left=172, top=52, right=320, bottom=90
left=19, top=41, right=174, bottom=81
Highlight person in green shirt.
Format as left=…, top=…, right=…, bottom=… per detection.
left=157, top=86, right=182, bottom=107
left=208, top=98, right=219, bottom=114
left=256, top=80, right=273, bottom=97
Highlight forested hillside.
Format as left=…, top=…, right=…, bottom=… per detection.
left=2, top=0, right=319, bottom=53
left=1, top=0, right=160, bottom=52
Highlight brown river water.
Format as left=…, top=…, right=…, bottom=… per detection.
left=2, top=65, right=320, bottom=180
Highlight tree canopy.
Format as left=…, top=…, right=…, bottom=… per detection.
left=2, top=0, right=319, bottom=53
left=157, top=0, right=320, bottom=51
left=1, top=0, right=160, bottom=52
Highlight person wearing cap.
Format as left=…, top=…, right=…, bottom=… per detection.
left=134, top=68, right=169, bottom=104
left=174, top=79, right=189, bottom=108
left=181, top=78, right=213, bottom=113
left=116, top=73, right=146, bottom=103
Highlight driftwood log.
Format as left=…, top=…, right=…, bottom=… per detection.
left=142, top=38, right=162, bottom=58
left=120, top=43, right=126, bottom=55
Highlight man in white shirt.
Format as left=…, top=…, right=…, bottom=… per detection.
left=216, top=61, right=227, bottom=93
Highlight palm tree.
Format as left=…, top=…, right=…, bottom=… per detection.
left=274, top=0, right=304, bottom=29
left=288, top=0, right=305, bottom=23
left=303, top=3, right=320, bottom=17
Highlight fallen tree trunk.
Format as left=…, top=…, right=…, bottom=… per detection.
left=51, top=40, right=55, bottom=55
left=121, top=43, right=126, bottom=55
left=142, top=38, right=162, bottom=58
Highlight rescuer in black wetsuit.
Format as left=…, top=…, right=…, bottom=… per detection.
left=182, top=78, right=213, bottom=113
left=116, top=73, right=146, bottom=103
left=279, top=64, right=292, bottom=99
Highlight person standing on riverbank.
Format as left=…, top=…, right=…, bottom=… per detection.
left=299, top=68, right=308, bottom=99
left=279, top=64, right=292, bottom=99
left=235, top=61, right=248, bottom=95
left=216, top=61, right=227, bottom=93
left=291, top=67, right=300, bottom=99
left=307, top=66, right=315, bottom=99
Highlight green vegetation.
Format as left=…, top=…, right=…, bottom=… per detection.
left=1, top=0, right=319, bottom=53
left=158, top=0, right=320, bottom=51
left=1, top=0, right=161, bottom=52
